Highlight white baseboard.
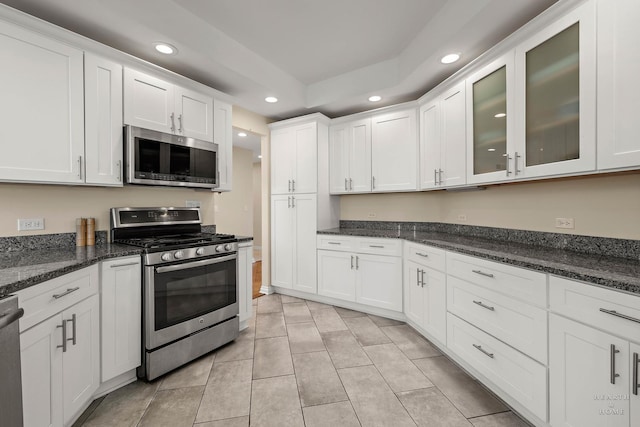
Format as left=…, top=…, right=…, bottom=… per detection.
left=259, top=284, right=275, bottom=295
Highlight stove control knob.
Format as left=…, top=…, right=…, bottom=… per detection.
left=174, top=250, right=184, bottom=259
left=161, top=253, right=172, bottom=261
left=196, top=247, right=205, bottom=256
left=224, top=244, right=232, bottom=251
left=215, top=245, right=224, bottom=253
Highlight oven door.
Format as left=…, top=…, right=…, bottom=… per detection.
left=144, top=253, right=238, bottom=350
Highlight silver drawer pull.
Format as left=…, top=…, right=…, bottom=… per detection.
left=52, top=287, right=80, bottom=300
left=110, top=261, right=140, bottom=268
left=472, top=269, right=494, bottom=278
left=369, top=245, right=384, bottom=248
left=599, top=308, right=640, bottom=324
left=416, top=252, right=429, bottom=258
left=473, top=344, right=494, bottom=359
left=473, top=300, right=495, bottom=311
left=57, top=320, right=67, bottom=352
left=68, top=314, right=77, bottom=346
left=328, top=242, right=341, bottom=245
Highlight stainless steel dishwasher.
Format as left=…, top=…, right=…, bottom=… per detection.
left=0, top=295, right=25, bottom=427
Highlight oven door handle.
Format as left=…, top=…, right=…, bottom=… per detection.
left=155, top=254, right=237, bottom=274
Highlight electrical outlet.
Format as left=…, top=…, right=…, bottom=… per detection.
left=18, top=218, right=45, bottom=231
left=367, top=212, right=377, bottom=218
left=186, top=200, right=201, bottom=208
left=555, top=217, right=575, bottom=229
left=457, top=214, right=467, bottom=222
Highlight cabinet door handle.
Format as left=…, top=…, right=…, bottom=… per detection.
left=472, top=269, right=494, bottom=278
left=287, top=196, right=291, bottom=209
left=506, top=154, right=512, bottom=176
left=110, top=261, right=139, bottom=268
left=611, top=344, right=620, bottom=384
left=351, top=255, right=354, bottom=270
left=421, top=269, right=426, bottom=287
left=57, top=320, right=67, bottom=353
left=288, top=180, right=291, bottom=192
left=292, top=179, right=295, bottom=192
left=292, top=196, right=295, bottom=208
left=328, top=242, right=341, bottom=245
left=345, top=178, right=348, bottom=191
left=170, top=113, right=176, bottom=132
left=438, top=169, right=443, bottom=185
left=369, top=245, right=384, bottom=248
left=514, top=152, right=521, bottom=175
left=178, top=114, right=183, bottom=133
left=68, top=313, right=77, bottom=346
left=599, top=308, right=640, bottom=324
left=117, top=160, right=122, bottom=181
left=78, top=156, right=83, bottom=180
left=52, top=287, right=80, bottom=300
left=473, top=344, right=494, bottom=359
left=473, top=300, right=495, bottom=311
left=349, top=178, right=353, bottom=191
left=355, top=256, right=359, bottom=270
left=434, top=169, right=438, bottom=185
left=372, top=176, right=376, bottom=190
left=633, top=352, right=639, bottom=396
left=416, top=268, right=421, bottom=287
left=416, top=252, right=429, bottom=258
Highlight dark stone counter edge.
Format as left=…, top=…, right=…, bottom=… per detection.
left=318, top=229, right=640, bottom=297
left=0, top=247, right=143, bottom=299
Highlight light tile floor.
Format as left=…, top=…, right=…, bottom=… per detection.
left=74, top=294, right=532, bottom=427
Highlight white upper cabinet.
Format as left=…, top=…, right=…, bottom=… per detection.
left=329, top=118, right=372, bottom=194
left=514, top=0, right=596, bottom=179
left=84, top=54, right=123, bottom=186
left=420, top=82, right=467, bottom=189
left=124, top=68, right=214, bottom=142
left=466, top=54, right=515, bottom=185
left=214, top=99, right=233, bottom=191
left=596, top=0, right=640, bottom=170
left=371, top=108, right=418, bottom=192
left=271, top=120, right=318, bottom=195
left=0, top=19, right=84, bottom=185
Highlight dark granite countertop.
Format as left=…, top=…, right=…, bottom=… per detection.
left=318, top=227, right=640, bottom=296
left=0, top=243, right=143, bottom=299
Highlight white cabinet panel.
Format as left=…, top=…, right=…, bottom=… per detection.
left=356, top=253, right=402, bottom=312
left=271, top=129, right=296, bottom=195
left=329, top=118, right=372, bottom=194
left=238, top=243, right=253, bottom=325
left=419, top=101, right=440, bottom=189
left=100, top=257, right=141, bottom=382
left=176, top=86, right=213, bottom=142
left=84, top=54, right=123, bottom=186
left=293, top=123, right=318, bottom=194
left=329, top=125, right=349, bottom=194
left=631, top=343, right=640, bottom=427
left=597, top=0, right=640, bottom=170
left=214, top=99, right=233, bottom=191
left=124, top=68, right=175, bottom=134
left=371, top=108, right=418, bottom=192
left=293, top=194, right=318, bottom=293
left=0, top=20, right=84, bottom=184
left=271, top=195, right=295, bottom=289
left=404, top=260, right=425, bottom=325
left=318, top=250, right=356, bottom=301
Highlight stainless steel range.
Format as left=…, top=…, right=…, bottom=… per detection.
left=110, top=207, right=239, bottom=381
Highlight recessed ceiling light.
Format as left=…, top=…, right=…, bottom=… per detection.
left=154, top=42, right=177, bottom=55
left=368, top=95, right=382, bottom=102
left=265, top=96, right=278, bottom=103
left=488, top=148, right=496, bottom=152
left=237, top=132, right=247, bottom=137
left=440, top=53, right=461, bottom=64
left=494, top=113, right=506, bottom=118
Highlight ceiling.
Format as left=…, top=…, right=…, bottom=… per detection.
left=1, top=0, right=558, bottom=120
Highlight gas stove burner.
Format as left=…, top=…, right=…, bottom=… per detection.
left=115, top=232, right=237, bottom=249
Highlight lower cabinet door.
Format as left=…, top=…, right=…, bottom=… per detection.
left=356, top=253, right=402, bottom=312
left=317, top=250, right=356, bottom=302
left=447, top=313, right=547, bottom=421
left=21, top=314, right=63, bottom=427
left=62, top=295, right=100, bottom=426
left=549, top=314, right=630, bottom=427
left=293, top=194, right=317, bottom=294
left=271, top=195, right=294, bottom=289
left=237, top=244, right=253, bottom=324
left=404, top=260, right=424, bottom=325
left=100, top=257, right=142, bottom=381
left=631, top=342, right=640, bottom=427
left=422, top=267, right=446, bottom=344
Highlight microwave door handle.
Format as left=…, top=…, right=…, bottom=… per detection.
left=155, top=254, right=237, bottom=274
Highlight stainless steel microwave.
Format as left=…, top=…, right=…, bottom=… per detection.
left=125, top=125, right=219, bottom=189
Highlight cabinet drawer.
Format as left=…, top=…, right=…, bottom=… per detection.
left=550, top=275, right=640, bottom=343
left=317, top=235, right=355, bottom=252
left=447, top=313, right=547, bottom=421
left=356, top=237, right=402, bottom=256
left=447, top=276, right=548, bottom=364
left=404, top=242, right=446, bottom=271
left=17, top=265, right=99, bottom=332
left=446, top=252, right=547, bottom=307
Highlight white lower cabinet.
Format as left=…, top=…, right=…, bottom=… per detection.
left=317, top=236, right=402, bottom=312
left=21, top=293, right=100, bottom=427
left=100, top=257, right=141, bottom=382
left=237, top=242, right=253, bottom=326
left=404, top=260, right=446, bottom=344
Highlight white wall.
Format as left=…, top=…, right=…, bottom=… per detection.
left=214, top=146, right=254, bottom=237
left=340, top=173, right=640, bottom=239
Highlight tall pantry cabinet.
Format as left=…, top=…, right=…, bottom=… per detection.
left=270, top=114, right=339, bottom=294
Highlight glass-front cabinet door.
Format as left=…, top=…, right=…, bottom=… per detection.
left=515, top=0, right=596, bottom=178
left=466, top=54, right=515, bottom=184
